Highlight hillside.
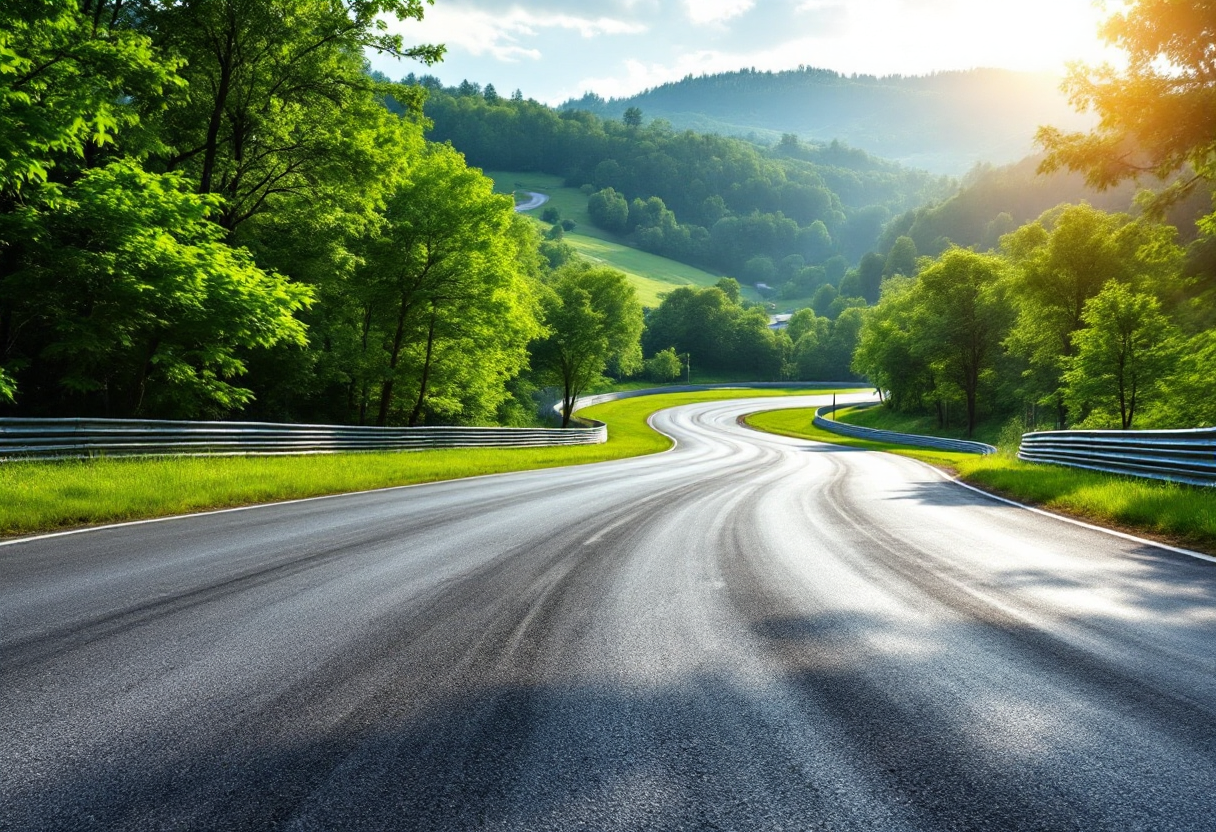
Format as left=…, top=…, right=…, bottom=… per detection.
left=485, top=171, right=759, bottom=307
left=876, top=155, right=1215, bottom=257
left=560, top=67, right=1093, bottom=175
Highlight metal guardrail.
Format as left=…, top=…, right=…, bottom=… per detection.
left=1, top=382, right=861, bottom=462
left=568, top=381, right=860, bottom=413
left=0, top=416, right=606, bottom=462
left=813, top=403, right=997, bottom=455
left=1018, top=428, right=1216, bottom=486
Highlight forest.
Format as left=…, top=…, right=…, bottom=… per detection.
left=0, top=0, right=645, bottom=427
left=4, top=0, right=1212, bottom=438
left=417, top=80, right=953, bottom=269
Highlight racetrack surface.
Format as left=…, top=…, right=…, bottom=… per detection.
left=4, top=394, right=1216, bottom=831
left=512, top=191, right=549, bottom=212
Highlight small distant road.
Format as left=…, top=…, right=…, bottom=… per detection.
left=5, top=393, right=1216, bottom=830
left=514, top=190, right=549, bottom=212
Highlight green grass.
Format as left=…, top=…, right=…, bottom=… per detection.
left=837, top=403, right=1007, bottom=448
left=745, top=407, right=1216, bottom=553
left=483, top=170, right=759, bottom=307
left=0, top=388, right=845, bottom=539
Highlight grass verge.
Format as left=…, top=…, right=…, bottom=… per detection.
left=836, top=401, right=1008, bottom=447
left=0, top=388, right=849, bottom=539
left=745, top=407, right=1216, bottom=554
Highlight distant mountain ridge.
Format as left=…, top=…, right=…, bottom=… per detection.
left=560, top=67, right=1093, bottom=175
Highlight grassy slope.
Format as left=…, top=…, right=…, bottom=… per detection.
left=483, top=170, right=761, bottom=307
left=839, top=403, right=1009, bottom=448
left=745, top=407, right=1216, bottom=554
left=0, top=388, right=851, bottom=538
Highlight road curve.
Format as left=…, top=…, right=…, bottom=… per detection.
left=4, top=394, right=1216, bottom=831
left=513, top=191, right=549, bottom=212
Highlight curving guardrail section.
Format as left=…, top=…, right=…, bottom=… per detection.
left=1018, top=428, right=1216, bottom=486
left=2, top=382, right=863, bottom=462
left=813, top=403, right=997, bottom=455
left=0, top=416, right=606, bottom=462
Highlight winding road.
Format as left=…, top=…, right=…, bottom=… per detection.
left=513, top=191, right=549, bottom=212
left=4, top=394, right=1216, bottom=831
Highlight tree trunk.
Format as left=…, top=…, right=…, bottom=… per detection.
left=199, top=31, right=235, bottom=197
left=407, top=305, right=439, bottom=427
left=130, top=337, right=161, bottom=417
left=376, top=294, right=414, bottom=427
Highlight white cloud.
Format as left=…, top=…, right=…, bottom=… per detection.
left=393, top=2, right=647, bottom=63
left=374, top=0, right=1118, bottom=103
left=683, top=0, right=756, bottom=25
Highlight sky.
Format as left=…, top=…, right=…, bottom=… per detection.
left=367, top=0, right=1119, bottom=105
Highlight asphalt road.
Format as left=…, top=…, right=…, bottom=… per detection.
left=4, top=394, right=1216, bottom=831
left=513, top=191, right=549, bottom=212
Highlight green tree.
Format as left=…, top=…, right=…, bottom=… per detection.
left=622, top=106, right=643, bottom=128
left=644, top=347, right=683, bottom=382
left=351, top=144, right=542, bottom=426
left=1002, top=203, right=1183, bottom=425
left=533, top=264, right=643, bottom=426
left=149, top=0, right=438, bottom=234
left=810, top=283, right=839, bottom=316
left=1064, top=281, right=1180, bottom=429
left=0, top=0, right=186, bottom=401
left=587, top=187, right=629, bottom=234
left=715, top=277, right=742, bottom=303
left=5, top=161, right=311, bottom=416
left=1037, top=0, right=1216, bottom=224
left=883, top=236, right=918, bottom=278
left=852, top=277, right=936, bottom=411
left=915, top=248, right=1012, bottom=436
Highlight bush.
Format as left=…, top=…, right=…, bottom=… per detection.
left=644, top=347, right=683, bottom=382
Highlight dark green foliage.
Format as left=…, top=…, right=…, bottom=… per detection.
left=421, top=83, right=953, bottom=281
left=642, top=286, right=783, bottom=378
left=0, top=1, right=561, bottom=428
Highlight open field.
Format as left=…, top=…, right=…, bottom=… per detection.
left=483, top=170, right=760, bottom=307
left=0, top=388, right=851, bottom=538
left=745, top=407, right=1216, bottom=554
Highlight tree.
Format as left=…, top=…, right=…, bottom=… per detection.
left=533, top=264, right=643, bottom=426
left=1037, top=0, right=1216, bottom=225
left=351, top=144, right=542, bottom=426
left=915, top=248, right=1012, bottom=436
left=883, top=236, right=918, bottom=278
left=715, top=277, right=742, bottom=303
left=853, top=277, right=936, bottom=411
left=148, top=0, right=438, bottom=235
left=1002, top=203, right=1183, bottom=425
left=0, top=1, right=186, bottom=402
left=644, top=347, right=683, bottom=382
left=622, top=106, right=643, bottom=128
left=4, top=161, right=311, bottom=416
left=811, top=283, right=838, bottom=316
left=587, top=187, right=629, bottom=234
left=1063, top=282, right=1180, bottom=429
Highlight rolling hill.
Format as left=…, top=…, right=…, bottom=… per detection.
left=560, top=67, right=1094, bottom=175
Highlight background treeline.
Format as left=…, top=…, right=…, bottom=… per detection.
left=413, top=77, right=954, bottom=277
left=875, top=154, right=1214, bottom=258
left=0, top=0, right=650, bottom=427
left=558, top=66, right=1092, bottom=174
